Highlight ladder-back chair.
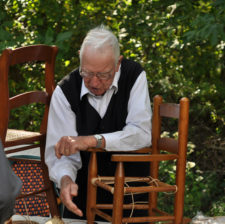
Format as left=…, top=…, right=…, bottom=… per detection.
left=86, top=95, right=190, bottom=223
left=0, top=44, right=60, bottom=217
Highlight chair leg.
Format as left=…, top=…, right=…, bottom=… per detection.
left=174, top=156, right=186, bottom=224
left=149, top=191, right=157, bottom=215
left=40, top=142, right=60, bottom=217
left=174, top=186, right=185, bottom=223
left=149, top=161, right=159, bottom=217
left=42, top=162, right=60, bottom=217
left=112, top=162, right=125, bottom=224
left=87, top=152, right=98, bottom=224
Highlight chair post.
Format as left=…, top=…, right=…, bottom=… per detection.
left=40, top=46, right=58, bottom=134
left=40, top=137, right=60, bottom=217
left=87, top=151, right=98, bottom=223
left=44, top=46, right=57, bottom=95
left=149, top=95, right=162, bottom=217
left=0, top=50, right=10, bottom=146
left=174, top=97, right=189, bottom=224
left=112, top=161, right=125, bottom=224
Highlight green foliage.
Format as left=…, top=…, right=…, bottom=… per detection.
left=184, top=0, right=225, bottom=46
left=158, top=148, right=225, bottom=218
left=1, top=0, right=225, bottom=219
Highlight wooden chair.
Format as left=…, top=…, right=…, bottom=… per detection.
left=0, top=45, right=60, bottom=217
left=86, top=95, right=190, bottom=224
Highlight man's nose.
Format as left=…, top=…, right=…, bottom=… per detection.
left=89, top=75, right=100, bottom=86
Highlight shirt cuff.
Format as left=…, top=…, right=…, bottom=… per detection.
left=49, top=158, right=78, bottom=188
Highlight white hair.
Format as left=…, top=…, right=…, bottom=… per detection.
left=79, top=25, right=120, bottom=66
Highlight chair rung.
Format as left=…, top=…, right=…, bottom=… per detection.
left=94, top=208, right=112, bottom=222
left=94, top=176, right=154, bottom=183
left=122, top=215, right=175, bottom=223
left=95, top=204, right=149, bottom=210
left=95, top=204, right=114, bottom=209
left=5, top=143, right=41, bottom=154
left=153, top=207, right=171, bottom=216
left=94, top=180, right=114, bottom=193
left=8, top=157, right=41, bottom=162
left=125, top=185, right=176, bottom=193
left=16, top=187, right=49, bottom=199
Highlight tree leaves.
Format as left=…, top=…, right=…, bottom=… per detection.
left=56, top=31, right=73, bottom=43
left=184, top=0, right=225, bottom=46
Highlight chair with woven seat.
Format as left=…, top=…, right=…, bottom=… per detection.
left=86, top=95, right=190, bottom=224
left=0, top=44, right=60, bottom=217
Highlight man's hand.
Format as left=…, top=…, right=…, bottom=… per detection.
left=55, top=136, right=96, bottom=159
left=60, top=175, right=83, bottom=217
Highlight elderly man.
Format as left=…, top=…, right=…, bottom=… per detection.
left=45, top=25, right=152, bottom=219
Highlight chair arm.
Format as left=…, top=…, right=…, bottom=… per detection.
left=87, top=147, right=152, bottom=153
left=111, top=153, right=179, bottom=162
left=87, top=147, right=106, bottom=152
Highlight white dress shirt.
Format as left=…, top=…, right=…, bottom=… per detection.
left=45, top=67, right=152, bottom=188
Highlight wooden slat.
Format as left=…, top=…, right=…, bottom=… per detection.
left=87, top=148, right=106, bottom=152
left=124, top=184, right=177, bottom=193
left=160, top=103, right=180, bottom=118
left=17, top=187, right=49, bottom=199
left=9, top=91, right=49, bottom=109
left=94, top=180, right=114, bottom=193
left=122, top=215, right=175, bottom=223
left=87, top=147, right=152, bottom=153
left=5, top=143, right=41, bottom=155
left=10, top=44, right=56, bottom=65
left=96, top=204, right=149, bottom=210
left=94, top=208, right=112, bottom=222
left=111, top=153, right=178, bottom=162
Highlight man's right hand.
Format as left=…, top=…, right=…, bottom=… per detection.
left=60, top=175, right=83, bottom=217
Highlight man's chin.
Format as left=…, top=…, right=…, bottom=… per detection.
left=91, top=89, right=105, bottom=96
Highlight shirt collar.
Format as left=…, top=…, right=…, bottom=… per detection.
left=80, top=65, right=121, bottom=99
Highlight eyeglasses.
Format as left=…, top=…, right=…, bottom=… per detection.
left=79, top=67, right=114, bottom=80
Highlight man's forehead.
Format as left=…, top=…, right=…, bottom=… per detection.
left=82, top=49, right=115, bottom=67
left=83, top=44, right=114, bottom=56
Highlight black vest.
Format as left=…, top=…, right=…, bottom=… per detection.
left=59, top=59, right=148, bottom=219
left=59, top=59, right=143, bottom=135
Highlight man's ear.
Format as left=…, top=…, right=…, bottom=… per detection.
left=78, top=50, right=80, bottom=55
left=116, top=55, right=123, bottom=72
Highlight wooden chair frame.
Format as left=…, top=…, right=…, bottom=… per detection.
left=86, top=95, right=190, bottom=224
left=0, top=44, right=60, bottom=217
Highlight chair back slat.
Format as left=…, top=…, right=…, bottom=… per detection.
left=160, top=103, right=180, bottom=119
left=9, top=45, right=57, bottom=65
left=9, top=91, right=50, bottom=110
